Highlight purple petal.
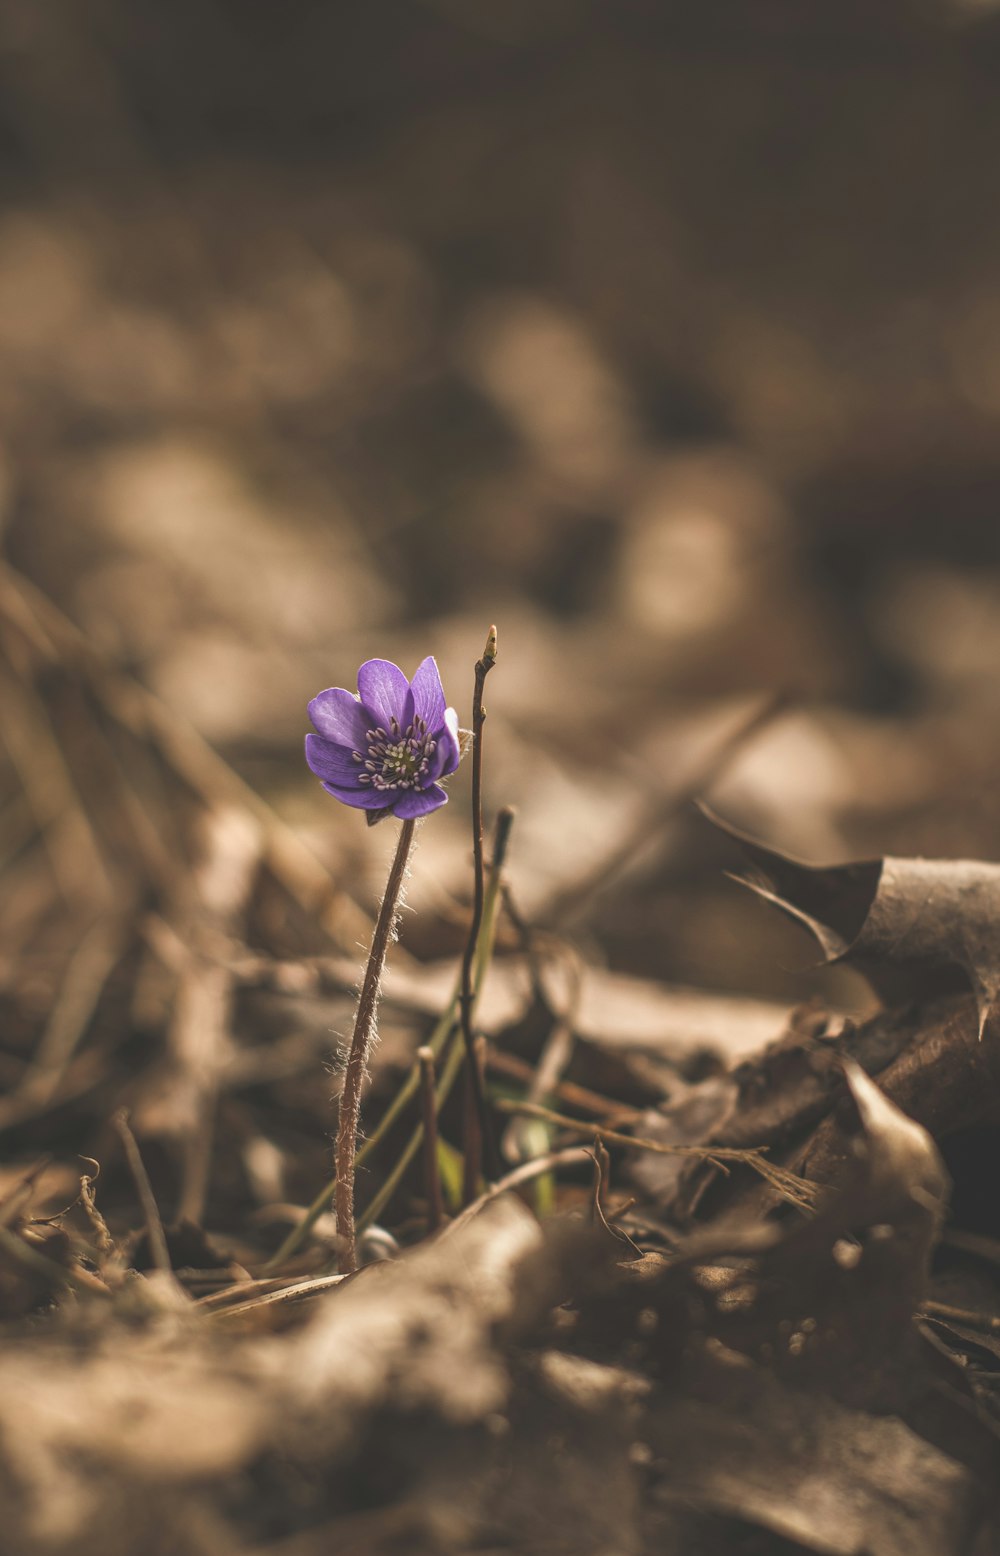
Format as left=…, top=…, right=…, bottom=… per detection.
left=393, top=784, right=448, bottom=818
left=321, top=781, right=397, bottom=810
left=308, top=688, right=370, bottom=749
left=408, top=656, right=447, bottom=731
left=429, top=708, right=461, bottom=781
left=357, top=660, right=409, bottom=732
left=305, top=734, right=366, bottom=787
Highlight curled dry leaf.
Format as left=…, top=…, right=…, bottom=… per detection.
left=705, top=804, right=1000, bottom=1038
left=630, top=1064, right=952, bottom=1408
left=583, top=1068, right=994, bottom=1553
left=837, top=1058, right=950, bottom=1231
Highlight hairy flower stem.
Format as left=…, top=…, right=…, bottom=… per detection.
left=460, top=627, right=501, bottom=1197
left=335, top=817, right=416, bottom=1274
left=265, top=809, right=513, bottom=1273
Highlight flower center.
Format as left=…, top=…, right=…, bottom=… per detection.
left=352, top=716, right=437, bottom=792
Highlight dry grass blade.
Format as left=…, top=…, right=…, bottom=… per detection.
left=486, top=1046, right=639, bottom=1123
left=541, top=691, right=787, bottom=927
left=0, top=660, right=112, bottom=909
left=0, top=917, right=125, bottom=1134
left=0, top=1223, right=110, bottom=1299
left=442, top=1146, right=593, bottom=1236
left=497, top=1099, right=820, bottom=1209
left=0, top=562, right=377, bottom=952
left=206, top=1273, right=348, bottom=1322
left=113, top=1110, right=177, bottom=1283
left=0, top=1158, right=52, bottom=1229
left=920, top=1301, right=1000, bottom=1335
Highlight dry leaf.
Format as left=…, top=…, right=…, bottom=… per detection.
left=649, top=1351, right=982, bottom=1556
left=706, top=806, right=1000, bottom=1037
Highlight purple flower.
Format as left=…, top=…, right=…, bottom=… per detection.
left=305, top=657, right=461, bottom=821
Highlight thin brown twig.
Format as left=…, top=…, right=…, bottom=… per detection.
left=485, top=1046, right=640, bottom=1124
left=0, top=918, right=124, bottom=1134
left=335, top=817, right=417, bottom=1274
left=591, top=1135, right=611, bottom=1223
left=497, top=1098, right=819, bottom=1210
left=205, top=1273, right=349, bottom=1321
left=0, top=1157, right=52, bottom=1229
left=460, top=625, right=501, bottom=1197
left=497, top=1098, right=760, bottom=1161
left=939, top=1228, right=1000, bottom=1266
left=542, top=691, right=787, bottom=928
left=920, top=1299, right=1000, bottom=1335
left=0, top=659, right=112, bottom=909
left=462, top=1063, right=483, bottom=1207
left=443, top=1146, right=593, bottom=1236
left=499, top=879, right=547, bottom=1003
left=587, top=1138, right=640, bottom=1253
left=113, top=1110, right=175, bottom=1280
left=502, top=942, right=583, bottom=1167
left=527, top=954, right=582, bottom=1107
left=0, top=1053, right=109, bottom=1135
left=0, top=562, right=381, bottom=957
left=0, top=791, right=34, bottom=876
left=32, top=917, right=124, bottom=1078
left=417, top=1046, right=444, bottom=1233
left=194, top=1275, right=293, bottom=1308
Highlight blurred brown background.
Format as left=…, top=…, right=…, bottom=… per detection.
left=4, top=0, right=1000, bottom=1010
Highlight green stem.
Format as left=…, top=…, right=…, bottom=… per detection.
left=266, top=808, right=513, bottom=1271
left=357, top=1019, right=467, bottom=1233
left=356, top=811, right=512, bottom=1233
left=418, top=1046, right=444, bottom=1232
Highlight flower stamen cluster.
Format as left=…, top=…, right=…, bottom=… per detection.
left=354, top=715, right=438, bottom=792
